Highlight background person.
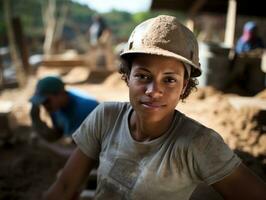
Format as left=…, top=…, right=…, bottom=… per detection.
left=236, top=21, right=264, bottom=54
left=88, top=15, right=108, bottom=46
left=87, top=14, right=115, bottom=70
left=43, top=15, right=266, bottom=200
left=30, top=76, right=99, bottom=156
left=226, top=21, right=265, bottom=94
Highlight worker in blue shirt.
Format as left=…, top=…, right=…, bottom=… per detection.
left=30, top=76, right=99, bottom=143
left=236, top=21, right=264, bottom=54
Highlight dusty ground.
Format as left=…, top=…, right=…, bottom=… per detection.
left=0, top=143, right=66, bottom=200
left=0, top=68, right=265, bottom=199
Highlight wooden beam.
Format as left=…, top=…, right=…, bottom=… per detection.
left=261, top=50, right=266, bottom=73
left=188, top=0, right=207, bottom=17
left=3, top=0, right=25, bottom=86
left=0, top=55, right=3, bottom=88
left=186, top=18, right=194, bottom=32
left=224, top=0, right=237, bottom=47
left=12, top=17, right=30, bottom=74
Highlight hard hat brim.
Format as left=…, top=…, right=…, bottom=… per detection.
left=120, top=48, right=201, bottom=77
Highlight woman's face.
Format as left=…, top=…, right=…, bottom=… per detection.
left=127, top=54, right=188, bottom=123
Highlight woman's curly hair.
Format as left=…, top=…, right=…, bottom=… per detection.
left=119, top=55, right=198, bottom=101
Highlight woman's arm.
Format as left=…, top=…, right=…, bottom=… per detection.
left=212, top=163, right=266, bottom=200
left=43, top=147, right=96, bottom=200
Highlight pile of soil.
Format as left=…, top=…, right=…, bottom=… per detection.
left=0, top=143, right=66, bottom=200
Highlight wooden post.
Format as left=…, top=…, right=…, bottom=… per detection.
left=3, top=0, right=26, bottom=86
left=0, top=101, right=13, bottom=143
left=188, top=0, right=207, bottom=16
left=12, top=17, right=30, bottom=74
left=186, top=0, right=207, bottom=32
left=0, top=55, right=3, bottom=89
left=261, top=50, right=266, bottom=73
left=186, top=18, right=194, bottom=32
left=43, top=0, right=56, bottom=55
left=224, top=0, right=237, bottom=47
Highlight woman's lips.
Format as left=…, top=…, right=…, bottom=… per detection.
left=141, top=101, right=165, bottom=109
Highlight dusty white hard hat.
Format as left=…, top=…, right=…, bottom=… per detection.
left=120, top=15, right=201, bottom=77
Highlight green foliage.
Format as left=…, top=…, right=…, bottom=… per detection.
left=0, top=0, right=95, bottom=46
left=132, top=12, right=152, bottom=24
left=132, top=10, right=186, bottom=24
left=68, top=1, right=96, bottom=26
left=11, top=0, right=43, bottom=36
left=103, top=10, right=134, bottom=41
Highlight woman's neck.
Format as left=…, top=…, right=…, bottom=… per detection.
left=129, top=111, right=175, bottom=142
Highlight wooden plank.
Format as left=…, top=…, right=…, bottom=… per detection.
left=228, top=96, right=266, bottom=110
left=224, top=0, right=237, bottom=48
left=41, top=59, right=85, bottom=67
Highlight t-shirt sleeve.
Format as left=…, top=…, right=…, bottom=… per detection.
left=72, top=103, right=105, bottom=160
left=191, top=128, right=241, bottom=185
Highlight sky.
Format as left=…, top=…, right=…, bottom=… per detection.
left=72, top=0, right=152, bottom=13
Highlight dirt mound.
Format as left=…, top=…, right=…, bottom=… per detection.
left=256, top=89, right=266, bottom=99
left=103, top=72, right=124, bottom=88
left=221, top=107, right=266, bottom=156
left=189, top=86, right=223, bottom=100
left=0, top=144, right=66, bottom=200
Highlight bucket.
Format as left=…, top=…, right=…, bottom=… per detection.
left=198, top=42, right=231, bottom=90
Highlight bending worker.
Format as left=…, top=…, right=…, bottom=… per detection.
left=30, top=76, right=99, bottom=144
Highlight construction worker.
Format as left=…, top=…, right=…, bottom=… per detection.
left=87, top=14, right=115, bottom=70
left=236, top=21, right=264, bottom=54
left=43, top=15, right=266, bottom=200
left=226, top=21, right=265, bottom=94
left=89, top=15, right=108, bottom=46
left=30, top=76, right=99, bottom=148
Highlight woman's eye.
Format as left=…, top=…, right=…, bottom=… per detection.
left=164, top=77, right=177, bottom=83
left=135, top=74, right=150, bottom=81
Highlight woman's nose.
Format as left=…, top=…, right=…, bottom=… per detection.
left=145, top=82, right=163, bottom=98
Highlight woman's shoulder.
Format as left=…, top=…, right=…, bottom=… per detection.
left=177, top=111, right=222, bottom=141
left=176, top=112, right=230, bottom=163
left=96, top=101, right=131, bottom=116
left=177, top=111, right=206, bottom=132
left=99, top=101, right=130, bottom=110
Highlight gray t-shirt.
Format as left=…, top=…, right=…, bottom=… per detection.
left=73, top=102, right=241, bottom=200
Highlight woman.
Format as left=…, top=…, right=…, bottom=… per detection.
left=43, top=15, right=266, bottom=200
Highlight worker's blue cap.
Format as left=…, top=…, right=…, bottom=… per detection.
left=244, top=21, right=257, bottom=31
left=30, top=76, right=64, bottom=105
